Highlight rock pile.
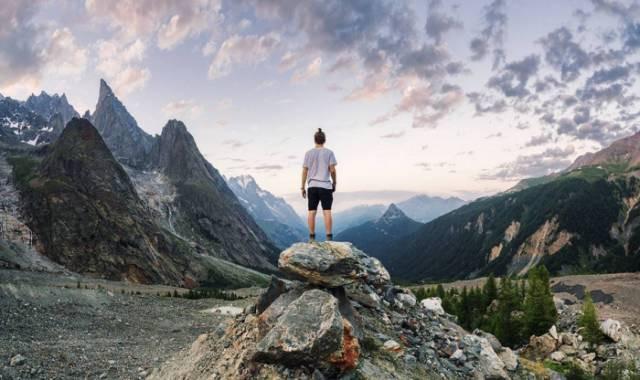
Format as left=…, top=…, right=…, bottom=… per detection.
left=149, top=242, right=526, bottom=379
left=521, top=316, right=640, bottom=376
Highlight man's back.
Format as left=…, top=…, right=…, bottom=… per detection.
left=303, top=147, right=336, bottom=190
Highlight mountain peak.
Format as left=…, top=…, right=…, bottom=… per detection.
left=93, top=79, right=153, bottom=167
left=231, top=175, right=257, bottom=189
left=99, top=78, right=114, bottom=102
left=379, top=203, right=406, bottom=222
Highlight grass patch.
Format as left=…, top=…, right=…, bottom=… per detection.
left=544, top=360, right=593, bottom=380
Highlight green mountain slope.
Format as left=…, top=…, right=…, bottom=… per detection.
left=390, top=171, right=640, bottom=282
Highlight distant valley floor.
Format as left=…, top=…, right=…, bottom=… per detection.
left=0, top=270, right=258, bottom=379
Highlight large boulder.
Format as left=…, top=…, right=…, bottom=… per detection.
left=278, top=242, right=390, bottom=287
left=522, top=334, right=558, bottom=361
left=599, top=319, right=623, bottom=343
left=256, top=276, right=301, bottom=314
left=461, top=335, right=509, bottom=379
left=421, top=297, right=445, bottom=315
left=254, top=289, right=346, bottom=366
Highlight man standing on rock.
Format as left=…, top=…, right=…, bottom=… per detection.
left=301, top=128, right=337, bottom=242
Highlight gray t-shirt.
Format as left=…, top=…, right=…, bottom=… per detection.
left=303, top=147, right=337, bottom=189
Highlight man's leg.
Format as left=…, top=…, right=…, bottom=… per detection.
left=323, top=210, right=333, bottom=239
left=308, top=210, right=317, bottom=237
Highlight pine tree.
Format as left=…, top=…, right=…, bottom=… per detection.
left=523, top=266, right=558, bottom=337
left=579, top=293, right=603, bottom=346
left=483, top=274, right=498, bottom=309
left=436, top=284, right=446, bottom=299
left=491, top=277, right=523, bottom=347
left=458, top=287, right=471, bottom=328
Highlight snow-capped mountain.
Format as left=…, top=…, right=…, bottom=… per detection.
left=0, top=97, right=62, bottom=147
left=227, top=175, right=306, bottom=249
left=24, top=91, right=79, bottom=124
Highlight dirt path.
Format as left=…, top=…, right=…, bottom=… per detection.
left=0, top=270, right=258, bottom=379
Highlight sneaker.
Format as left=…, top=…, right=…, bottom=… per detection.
left=326, top=234, right=333, bottom=241
left=309, top=234, right=316, bottom=243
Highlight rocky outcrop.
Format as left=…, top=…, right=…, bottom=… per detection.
left=279, top=242, right=390, bottom=287
left=150, top=242, right=524, bottom=379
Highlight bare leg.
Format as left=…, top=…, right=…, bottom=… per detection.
left=308, top=210, right=317, bottom=237
left=323, top=210, right=333, bottom=237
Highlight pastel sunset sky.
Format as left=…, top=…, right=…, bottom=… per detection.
left=1, top=0, right=639, bottom=202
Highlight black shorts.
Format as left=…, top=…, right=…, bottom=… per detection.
left=308, top=187, right=333, bottom=211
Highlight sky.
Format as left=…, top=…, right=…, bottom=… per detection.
left=1, top=0, right=640, bottom=204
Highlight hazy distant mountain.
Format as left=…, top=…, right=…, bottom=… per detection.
left=24, top=91, right=79, bottom=124
left=316, top=204, right=387, bottom=237
left=312, top=195, right=465, bottom=237
left=336, top=204, right=422, bottom=263
left=92, top=79, right=155, bottom=168
left=396, top=195, right=466, bottom=222
left=227, top=175, right=306, bottom=249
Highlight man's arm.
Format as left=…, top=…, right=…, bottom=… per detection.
left=301, top=167, right=308, bottom=198
left=329, top=164, right=337, bottom=192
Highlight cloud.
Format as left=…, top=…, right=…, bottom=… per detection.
left=467, top=92, right=507, bottom=114
left=162, top=99, right=201, bottom=117
left=525, top=133, right=553, bottom=147
left=85, top=0, right=222, bottom=50
left=208, top=33, right=280, bottom=79
left=345, top=67, right=396, bottom=101
left=380, top=131, right=405, bottom=139
left=415, top=162, right=432, bottom=171
left=222, top=139, right=249, bottom=148
left=43, top=28, right=88, bottom=77
left=540, top=27, right=590, bottom=82
left=469, top=0, right=507, bottom=68
left=254, top=164, right=284, bottom=170
left=486, top=132, right=503, bottom=138
left=479, top=145, right=576, bottom=181
left=425, top=0, right=463, bottom=45
left=372, top=83, right=464, bottom=128
left=589, top=0, right=640, bottom=22
left=96, top=39, right=150, bottom=95
left=487, top=55, right=540, bottom=98
left=291, top=57, right=322, bottom=83
left=279, top=51, right=299, bottom=71
left=0, top=2, right=88, bottom=95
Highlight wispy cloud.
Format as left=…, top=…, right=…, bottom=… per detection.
left=380, top=131, right=405, bottom=139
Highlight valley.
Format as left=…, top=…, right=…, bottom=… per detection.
left=0, top=269, right=257, bottom=379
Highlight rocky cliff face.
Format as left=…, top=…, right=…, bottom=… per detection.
left=147, top=120, right=278, bottom=270
left=14, top=118, right=204, bottom=285
left=92, top=79, right=154, bottom=168
left=150, top=242, right=523, bottom=379
left=568, top=130, right=640, bottom=171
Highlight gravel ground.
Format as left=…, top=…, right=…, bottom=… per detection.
left=0, top=269, right=258, bottom=379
